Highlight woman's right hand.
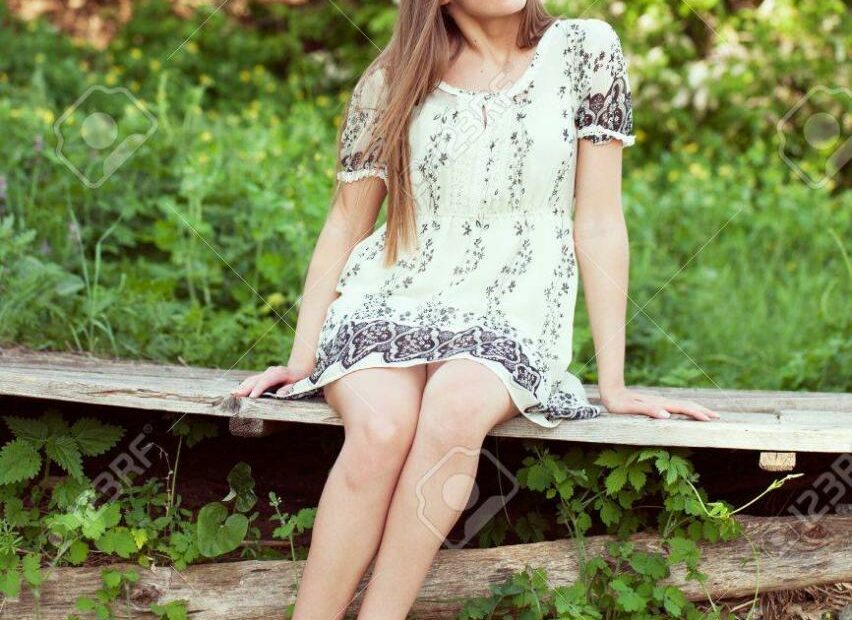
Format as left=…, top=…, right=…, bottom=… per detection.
left=231, top=365, right=312, bottom=399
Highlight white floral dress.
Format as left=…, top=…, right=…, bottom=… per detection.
left=274, top=18, right=634, bottom=427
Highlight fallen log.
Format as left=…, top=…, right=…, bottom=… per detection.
left=6, top=515, right=851, bottom=619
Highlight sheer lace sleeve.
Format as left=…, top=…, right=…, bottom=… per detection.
left=337, top=67, right=388, bottom=183
left=573, top=20, right=634, bottom=146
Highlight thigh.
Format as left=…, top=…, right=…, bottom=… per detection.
left=324, top=365, right=427, bottom=431
left=422, top=359, right=517, bottom=431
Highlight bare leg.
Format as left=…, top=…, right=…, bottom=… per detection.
left=356, top=360, right=517, bottom=619
left=292, top=366, right=426, bottom=620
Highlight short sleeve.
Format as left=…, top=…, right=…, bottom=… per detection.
left=573, top=20, right=635, bottom=147
left=337, top=67, right=388, bottom=183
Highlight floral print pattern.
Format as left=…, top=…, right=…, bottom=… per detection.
left=274, top=18, right=634, bottom=426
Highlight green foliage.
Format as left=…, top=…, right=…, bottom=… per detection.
left=169, top=418, right=219, bottom=448
left=72, top=569, right=140, bottom=619
left=269, top=491, right=317, bottom=563
left=195, top=502, right=249, bottom=558
left=223, top=462, right=258, bottom=513
left=69, top=567, right=187, bottom=620
left=149, top=599, right=189, bottom=620
left=457, top=445, right=756, bottom=619
left=0, top=413, right=124, bottom=484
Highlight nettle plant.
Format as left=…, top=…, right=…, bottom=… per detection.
left=0, top=410, right=319, bottom=617
left=458, top=445, right=747, bottom=620
left=0, top=412, right=125, bottom=486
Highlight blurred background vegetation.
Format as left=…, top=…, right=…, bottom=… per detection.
left=0, top=0, right=848, bottom=391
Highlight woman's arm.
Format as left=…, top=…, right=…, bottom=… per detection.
left=573, top=140, right=716, bottom=421
left=234, top=177, right=385, bottom=398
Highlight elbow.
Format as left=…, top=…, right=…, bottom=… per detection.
left=573, top=216, right=628, bottom=248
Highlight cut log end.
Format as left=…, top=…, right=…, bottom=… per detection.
left=228, top=416, right=277, bottom=438
left=759, top=452, right=797, bottom=472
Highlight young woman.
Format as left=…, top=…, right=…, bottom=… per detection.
left=234, top=1, right=718, bottom=617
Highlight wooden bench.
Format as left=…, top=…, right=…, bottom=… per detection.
left=1, top=349, right=850, bottom=470
left=2, top=349, right=851, bottom=618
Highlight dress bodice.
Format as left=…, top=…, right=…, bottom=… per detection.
left=337, top=18, right=634, bottom=221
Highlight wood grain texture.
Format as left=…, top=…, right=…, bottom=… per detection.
left=5, top=515, right=851, bottom=619
left=1, top=349, right=850, bottom=452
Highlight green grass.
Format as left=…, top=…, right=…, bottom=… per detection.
left=0, top=1, right=848, bottom=392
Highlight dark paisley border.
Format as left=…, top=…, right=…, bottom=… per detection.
left=273, top=320, right=600, bottom=422
left=574, top=75, right=633, bottom=144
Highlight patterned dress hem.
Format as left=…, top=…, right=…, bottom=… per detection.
left=264, top=320, right=600, bottom=427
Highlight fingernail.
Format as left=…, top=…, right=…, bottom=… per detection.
left=658, top=409, right=670, bottom=418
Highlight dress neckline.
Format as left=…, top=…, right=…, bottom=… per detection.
left=437, top=19, right=562, bottom=99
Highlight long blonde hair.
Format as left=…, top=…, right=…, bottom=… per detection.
left=341, top=1, right=554, bottom=265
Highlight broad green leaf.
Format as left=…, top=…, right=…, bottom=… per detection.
left=667, top=537, right=700, bottom=566
left=71, top=418, right=125, bottom=456
left=604, top=467, right=628, bottom=495
left=150, top=599, right=189, bottom=620
left=523, top=463, right=550, bottom=491
left=41, top=411, right=70, bottom=437
left=599, top=500, right=621, bottom=527
left=45, top=435, right=84, bottom=480
left=627, top=466, right=647, bottom=491
left=595, top=449, right=624, bottom=468
left=3, top=416, right=49, bottom=445
left=663, top=585, right=688, bottom=616
left=75, top=596, right=98, bottom=612
left=67, top=540, right=90, bottom=565
left=96, top=528, right=138, bottom=558
left=22, top=553, right=42, bottom=587
left=101, top=569, right=123, bottom=590
left=196, top=502, right=249, bottom=558
left=3, top=497, right=28, bottom=527
left=628, top=551, right=668, bottom=580
left=293, top=508, right=317, bottom=532
left=0, top=439, right=41, bottom=485
left=610, top=578, right=647, bottom=612
left=170, top=419, right=218, bottom=448
left=0, top=567, right=21, bottom=598
left=224, top=462, right=257, bottom=513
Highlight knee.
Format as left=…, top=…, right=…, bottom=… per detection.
left=338, top=413, right=416, bottom=486
left=417, top=381, right=496, bottom=450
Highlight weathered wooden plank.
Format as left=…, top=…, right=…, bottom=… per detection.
left=1, top=350, right=850, bottom=452
left=5, top=515, right=851, bottom=619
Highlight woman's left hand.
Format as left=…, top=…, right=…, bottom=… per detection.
left=600, top=386, right=719, bottom=421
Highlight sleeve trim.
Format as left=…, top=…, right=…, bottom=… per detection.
left=577, top=126, right=636, bottom=147
left=337, top=167, right=388, bottom=184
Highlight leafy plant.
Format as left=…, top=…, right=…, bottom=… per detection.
left=269, top=492, right=316, bottom=563
left=195, top=502, right=249, bottom=558
left=69, top=567, right=188, bottom=620
left=223, top=461, right=257, bottom=513
left=0, top=413, right=124, bottom=485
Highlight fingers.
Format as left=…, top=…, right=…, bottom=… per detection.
left=642, top=404, right=671, bottom=419
left=231, top=366, right=294, bottom=399
left=249, top=367, right=289, bottom=399
left=231, top=374, right=260, bottom=397
left=613, top=399, right=671, bottom=419
left=623, top=396, right=719, bottom=421
left=661, top=399, right=719, bottom=421
left=658, top=400, right=719, bottom=422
